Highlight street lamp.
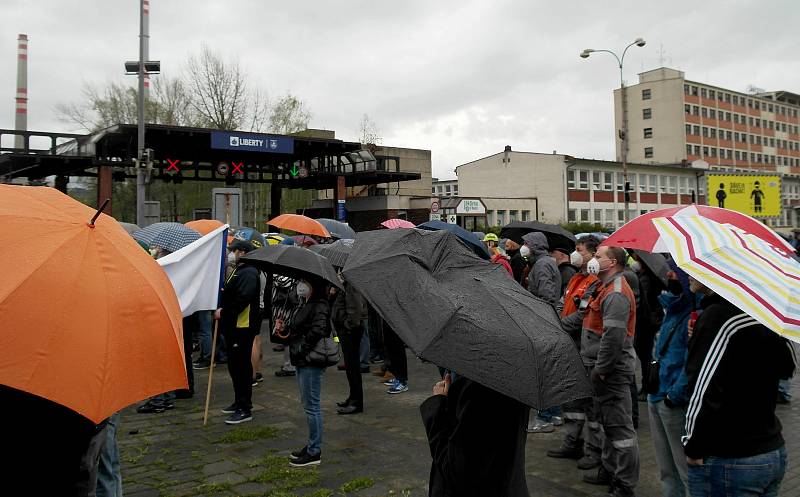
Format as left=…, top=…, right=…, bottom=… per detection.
left=580, top=37, right=646, bottom=224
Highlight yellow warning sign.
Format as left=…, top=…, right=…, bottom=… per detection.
left=706, top=174, right=781, bottom=217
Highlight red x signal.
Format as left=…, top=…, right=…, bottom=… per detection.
left=232, top=161, right=244, bottom=175
left=166, top=159, right=180, bottom=172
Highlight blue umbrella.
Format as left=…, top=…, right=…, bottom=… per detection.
left=230, top=226, right=267, bottom=250
left=316, top=218, right=357, bottom=240
left=133, top=222, right=201, bottom=253
left=416, top=220, right=491, bottom=260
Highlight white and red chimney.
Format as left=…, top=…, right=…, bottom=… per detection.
left=14, top=34, right=28, bottom=149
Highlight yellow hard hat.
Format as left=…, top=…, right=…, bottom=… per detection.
left=483, top=233, right=499, bottom=242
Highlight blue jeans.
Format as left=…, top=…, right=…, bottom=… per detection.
left=297, top=366, right=325, bottom=456
left=198, top=310, right=213, bottom=362
left=96, top=412, right=123, bottom=497
left=359, top=326, right=370, bottom=368
left=688, top=446, right=786, bottom=497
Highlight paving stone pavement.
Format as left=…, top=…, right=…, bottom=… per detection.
left=118, top=341, right=800, bottom=497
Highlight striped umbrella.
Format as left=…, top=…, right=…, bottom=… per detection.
left=652, top=215, right=800, bottom=342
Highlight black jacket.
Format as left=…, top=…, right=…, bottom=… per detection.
left=420, top=378, right=530, bottom=497
left=287, top=298, right=331, bottom=368
left=220, top=264, right=261, bottom=336
left=683, top=293, right=795, bottom=459
left=331, top=281, right=366, bottom=335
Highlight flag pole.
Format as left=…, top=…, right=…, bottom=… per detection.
left=202, top=319, right=219, bottom=426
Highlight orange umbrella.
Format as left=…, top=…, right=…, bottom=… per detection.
left=0, top=185, right=187, bottom=423
left=185, top=219, right=225, bottom=236
left=267, top=213, right=331, bottom=238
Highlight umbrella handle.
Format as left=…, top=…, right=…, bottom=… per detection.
left=88, top=198, right=110, bottom=226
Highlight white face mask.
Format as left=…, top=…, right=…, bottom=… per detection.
left=570, top=250, right=583, bottom=267
left=296, top=281, right=311, bottom=299
left=227, top=251, right=238, bottom=264
left=587, top=257, right=600, bottom=275
left=520, top=245, right=531, bottom=257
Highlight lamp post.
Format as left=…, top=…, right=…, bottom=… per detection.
left=580, top=37, right=646, bottom=224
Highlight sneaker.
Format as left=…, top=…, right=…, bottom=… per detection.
left=289, top=451, right=320, bottom=467
left=527, top=419, right=554, bottom=433
left=136, top=401, right=166, bottom=414
left=290, top=446, right=308, bottom=461
left=252, top=379, right=259, bottom=387
left=387, top=381, right=408, bottom=394
left=383, top=378, right=398, bottom=386
left=221, top=403, right=238, bottom=414
left=275, top=369, right=296, bottom=377
left=582, top=465, right=612, bottom=486
left=552, top=416, right=564, bottom=426
left=224, top=410, right=253, bottom=425
left=192, top=359, right=211, bottom=370
left=255, top=373, right=264, bottom=383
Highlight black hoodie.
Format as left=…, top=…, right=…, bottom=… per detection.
left=683, top=293, right=795, bottom=459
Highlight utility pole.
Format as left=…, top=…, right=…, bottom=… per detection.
left=136, top=0, right=148, bottom=226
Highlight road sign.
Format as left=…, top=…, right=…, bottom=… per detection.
left=447, top=214, right=457, bottom=224
left=298, top=165, right=309, bottom=178
left=429, top=213, right=442, bottom=221
left=430, top=201, right=440, bottom=213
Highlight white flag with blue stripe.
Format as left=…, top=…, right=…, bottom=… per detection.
left=157, top=225, right=229, bottom=317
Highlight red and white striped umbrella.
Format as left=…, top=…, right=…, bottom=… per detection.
left=381, top=218, right=415, bottom=229
left=603, top=205, right=794, bottom=256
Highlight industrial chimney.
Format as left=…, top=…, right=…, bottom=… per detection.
left=14, top=34, right=28, bottom=149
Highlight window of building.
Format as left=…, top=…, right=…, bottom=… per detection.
left=593, top=209, right=602, bottom=223
left=755, top=118, right=761, bottom=128
left=685, top=104, right=691, bottom=114
left=701, top=88, right=707, bottom=98
left=693, top=106, right=700, bottom=115
left=770, top=137, right=775, bottom=147
left=734, top=150, right=741, bottom=160
left=568, top=209, right=576, bottom=222
left=669, top=176, right=677, bottom=194
left=509, top=210, right=518, bottom=222
left=686, top=144, right=692, bottom=156
left=703, top=146, right=709, bottom=156
left=580, top=209, right=589, bottom=222
left=605, top=209, right=614, bottom=226
left=749, top=116, right=754, bottom=126
left=726, top=130, right=732, bottom=141
left=453, top=186, right=459, bottom=195
left=710, top=109, right=716, bottom=119
left=684, top=125, right=691, bottom=135
left=645, top=127, right=653, bottom=138
left=567, top=170, right=576, bottom=189
left=709, top=90, right=716, bottom=99
left=710, top=128, right=717, bottom=139
left=710, top=147, right=717, bottom=158
left=644, top=147, right=654, bottom=159
left=431, top=187, right=436, bottom=194
left=616, top=172, right=624, bottom=191
left=679, top=177, right=688, bottom=194
left=701, top=107, right=708, bottom=118
left=694, top=145, right=701, bottom=155
left=725, top=112, right=731, bottom=121
left=445, top=185, right=451, bottom=193
left=649, top=174, right=658, bottom=193
left=693, top=125, right=700, bottom=135
left=496, top=210, right=505, bottom=226
left=603, top=172, right=613, bottom=190
left=592, top=171, right=601, bottom=190
left=642, top=89, right=651, bottom=100
left=643, top=108, right=652, bottom=119
left=691, top=86, right=698, bottom=96
left=486, top=210, right=493, bottom=223
left=684, top=84, right=690, bottom=95
left=522, top=210, right=530, bottom=221
left=702, top=127, right=709, bottom=137
left=639, top=174, right=647, bottom=192
left=578, top=170, right=589, bottom=189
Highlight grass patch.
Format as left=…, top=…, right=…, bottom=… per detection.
left=249, top=454, right=319, bottom=490
left=340, top=477, right=374, bottom=493
left=265, top=491, right=298, bottom=497
left=152, top=457, right=171, bottom=471
left=306, top=490, right=334, bottom=497
left=123, top=444, right=149, bottom=464
left=191, top=450, right=202, bottom=459
left=194, top=481, right=232, bottom=494
left=215, top=426, right=278, bottom=444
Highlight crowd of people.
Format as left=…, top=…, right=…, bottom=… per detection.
left=13, top=221, right=798, bottom=497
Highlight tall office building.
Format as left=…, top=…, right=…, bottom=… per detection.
left=615, top=67, right=800, bottom=173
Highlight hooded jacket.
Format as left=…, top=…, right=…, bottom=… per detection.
left=683, top=293, right=795, bottom=459
left=522, top=232, right=560, bottom=304
left=647, top=289, right=694, bottom=406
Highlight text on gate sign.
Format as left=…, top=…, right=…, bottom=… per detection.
left=211, top=131, right=294, bottom=154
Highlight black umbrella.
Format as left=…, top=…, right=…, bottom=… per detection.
left=242, top=245, right=342, bottom=289
left=500, top=221, right=577, bottom=253
left=315, top=218, right=357, bottom=240
left=631, top=249, right=670, bottom=287
left=416, top=220, right=491, bottom=259
left=309, top=239, right=354, bottom=268
left=343, top=229, right=591, bottom=409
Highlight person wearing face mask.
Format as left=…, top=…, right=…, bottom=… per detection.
left=548, top=236, right=602, bottom=464
left=274, top=277, right=331, bottom=467
left=553, top=246, right=578, bottom=298
left=647, top=265, right=696, bottom=497
left=216, top=240, right=262, bottom=425
left=580, top=246, right=639, bottom=497
left=503, top=237, right=527, bottom=284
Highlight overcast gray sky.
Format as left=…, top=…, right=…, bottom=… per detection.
left=2, top=0, right=799, bottom=179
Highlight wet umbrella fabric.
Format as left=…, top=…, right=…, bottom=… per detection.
left=267, top=214, right=331, bottom=238
left=309, top=239, right=354, bottom=268
left=416, top=220, right=491, bottom=260
left=343, top=228, right=591, bottom=409
left=229, top=226, right=267, bottom=249
left=500, top=221, right=577, bottom=253
left=316, top=218, right=357, bottom=240
left=631, top=249, right=670, bottom=287
left=133, top=222, right=201, bottom=253
left=242, top=245, right=342, bottom=289
left=118, top=221, right=141, bottom=234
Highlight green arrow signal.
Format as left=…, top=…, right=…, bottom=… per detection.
left=290, top=165, right=299, bottom=177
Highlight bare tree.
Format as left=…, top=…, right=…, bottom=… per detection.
left=268, top=93, right=312, bottom=134
left=151, top=76, right=197, bottom=126
left=358, top=113, right=382, bottom=145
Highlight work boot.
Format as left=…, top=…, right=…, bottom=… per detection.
left=610, top=486, right=635, bottom=497
left=547, top=445, right=583, bottom=459
left=583, top=466, right=612, bottom=486
left=577, top=454, right=601, bottom=470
